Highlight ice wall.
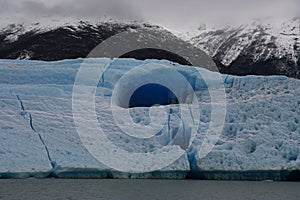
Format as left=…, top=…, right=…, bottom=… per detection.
left=0, top=58, right=299, bottom=179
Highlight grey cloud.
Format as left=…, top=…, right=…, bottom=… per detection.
left=0, top=0, right=299, bottom=30
left=0, top=0, right=142, bottom=24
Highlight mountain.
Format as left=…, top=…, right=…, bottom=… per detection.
left=0, top=18, right=300, bottom=78
left=188, top=18, right=300, bottom=78
left=0, top=21, right=147, bottom=61
left=0, top=20, right=206, bottom=68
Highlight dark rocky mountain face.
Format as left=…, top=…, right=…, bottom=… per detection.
left=0, top=22, right=142, bottom=61
left=0, top=19, right=300, bottom=78
left=120, top=48, right=192, bottom=66
left=0, top=22, right=199, bottom=67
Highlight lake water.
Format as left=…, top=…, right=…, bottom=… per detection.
left=0, top=179, right=299, bottom=200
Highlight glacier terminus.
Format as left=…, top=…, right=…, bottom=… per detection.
left=0, top=58, right=299, bottom=180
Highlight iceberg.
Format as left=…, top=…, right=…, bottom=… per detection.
left=0, top=58, right=299, bottom=180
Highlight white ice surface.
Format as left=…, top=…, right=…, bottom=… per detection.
left=0, top=58, right=299, bottom=177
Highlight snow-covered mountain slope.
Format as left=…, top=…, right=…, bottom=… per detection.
left=189, top=18, right=300, bottom=78
left=0, top=58, right=299, bottom=180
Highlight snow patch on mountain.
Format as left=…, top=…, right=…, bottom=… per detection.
left=187, top=18, right=300, bottom=67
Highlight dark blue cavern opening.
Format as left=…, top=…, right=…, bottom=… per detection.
left=129, top=83, right=179, bottom=108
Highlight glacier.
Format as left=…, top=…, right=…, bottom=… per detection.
left=0, top=58, right=300, bottom=180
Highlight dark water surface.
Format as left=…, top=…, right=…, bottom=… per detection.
left=0, top=179, right=299, bottom=200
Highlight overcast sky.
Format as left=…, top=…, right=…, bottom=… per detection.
left=0, top=0, right=299, bottom=31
